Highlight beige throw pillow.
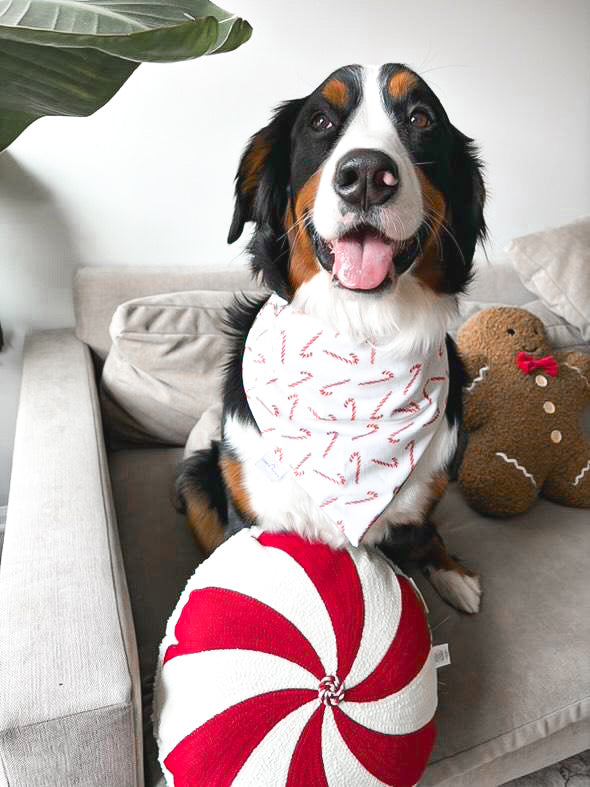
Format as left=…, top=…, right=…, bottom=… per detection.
left=506, top=217, right=590, bottom=342
left=101, top=288, right=264, bottom=446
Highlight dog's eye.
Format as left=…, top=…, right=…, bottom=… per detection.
left=507, top=328, right=515, bottom=336
left=311, top=112, right=335, bottom=132
left=409, top=110, right=431, bottom=129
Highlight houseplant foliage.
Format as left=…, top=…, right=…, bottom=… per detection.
left=0, top=0, right=252, bottom=151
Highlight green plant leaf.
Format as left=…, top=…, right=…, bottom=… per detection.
left=0, top=0, right=252, bottom=150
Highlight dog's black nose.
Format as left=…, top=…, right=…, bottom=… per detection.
left=334, top=149, right=399, bottom=210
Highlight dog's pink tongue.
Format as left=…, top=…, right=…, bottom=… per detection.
left=331, top=233, right=394, bottom=290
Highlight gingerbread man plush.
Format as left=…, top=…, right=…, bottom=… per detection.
left=457, top=307, right=590, bottom=516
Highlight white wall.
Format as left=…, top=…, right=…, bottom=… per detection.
left=1, top=0, right=589, bottom=504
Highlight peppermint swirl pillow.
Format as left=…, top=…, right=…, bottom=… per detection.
left=154, top=529, right=437, bottom=786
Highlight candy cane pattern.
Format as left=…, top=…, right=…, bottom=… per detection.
left=288, top=370, right=313, bottom=388
left=300, top=332, right=322, bottom=358
left=352, top=423, right=379, bottom=440
left=313, top=469, right=346, bottom=486
left=320, top=379, right=351, bottom=396
left=372, top=455, right=399, bottom=469
left=423, top=408, right=441, bottom=428
left=391, top=401, right=420, bottom=416
left=323, top=350, right=359, bottom=366
left=271, top=300, right=287, bottom=317
left=358, top=370, right=394, bottom=386
left=319, top=496, right=338, bottom=508
left=349, top=452, right=362, bottom=484
left=404, top=363, right=423, bottom=395
left=421, top=377, right=445, bottom=427
left=280, top=330, right=287, bottom=364
left=370, top=346, right=376, bottom=365
left=345, top=490, right=379, bottom=505
left=388, top=422, right=415, bottom=443
left=246, top=348, right=266, bottom=365
left=369, top=390, right=392, bottom=420
left=255, top=397, right=279, bottom=417
left=293, top=452, right=311, bottom=477
left=405, top=439, right=416, bottom=471
left=288, top=394, right=299, bottom=421
left=323, top=431, right=339, bottom=459
left=344, top=397, right=357, bottom=420
left=308, top=406, right=337, bottom=421
left=281, top=427, right=311, bottom=440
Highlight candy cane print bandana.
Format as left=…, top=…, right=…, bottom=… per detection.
left=243, top=294, right=449, bottom=547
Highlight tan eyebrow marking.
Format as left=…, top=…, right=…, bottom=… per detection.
left=388, top=70, right=418, bottom=99
left=321, top=79, right=349, bottom=109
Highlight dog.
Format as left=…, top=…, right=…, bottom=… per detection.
left=176, top=63, right=486, bottom=614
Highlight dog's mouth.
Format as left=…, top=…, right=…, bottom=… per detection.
left=312, top=222, right=425, bottom=293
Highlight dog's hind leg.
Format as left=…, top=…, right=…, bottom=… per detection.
left=175, top=442, right=227, bottom=555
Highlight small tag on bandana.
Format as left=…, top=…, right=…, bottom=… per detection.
left=256, top=453, right=288, bottom=482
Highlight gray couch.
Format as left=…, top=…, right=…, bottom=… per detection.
left=0, top=264, right=588, bottom=787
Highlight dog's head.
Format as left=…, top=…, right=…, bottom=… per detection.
left=229, top=64, right=486, bottom=340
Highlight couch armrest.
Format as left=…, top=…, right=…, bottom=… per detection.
left=0, top=330, right=143, bottom=787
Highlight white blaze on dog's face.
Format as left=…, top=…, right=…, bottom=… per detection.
left=313, top=65, right=424, bottom=293
left=228, top=63, right=485, bottom=346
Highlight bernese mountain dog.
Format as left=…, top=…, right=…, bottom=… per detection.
left=177, top=63, right=486, bottom=614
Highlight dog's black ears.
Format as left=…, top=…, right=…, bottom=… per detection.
left=228, top=98, right=304, bottom=244
left=444, top=127, right=487, bottom=291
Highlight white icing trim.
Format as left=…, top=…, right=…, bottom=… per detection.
left=573, top=459, right=590, bottom=487
left=465, top=365, right=489, bottom=393
left=565, top=362, right=590, bottom=389
left=495, top=452, right=537, bottom=486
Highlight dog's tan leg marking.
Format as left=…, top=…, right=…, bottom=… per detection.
left=184, top=490, right=225, bottom=556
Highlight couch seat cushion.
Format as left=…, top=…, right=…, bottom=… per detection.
left=108, top=447, right=202, bottom=786
left=418, top=484, right=590, bottom=784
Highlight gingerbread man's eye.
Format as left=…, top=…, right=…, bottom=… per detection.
left=506, top=329, right=515, bottom=336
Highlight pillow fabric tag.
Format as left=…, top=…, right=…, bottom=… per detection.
left=432, top=643, right=451, bottom=669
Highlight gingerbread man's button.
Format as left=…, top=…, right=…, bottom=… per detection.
left=536, top=375, right=548, bottom=388
left=550, top=430, right=562, bottom=444
left=543, top=401, right=556, bottom=414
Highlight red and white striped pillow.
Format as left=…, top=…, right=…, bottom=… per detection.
left=154, top=528, right=437, bottom=786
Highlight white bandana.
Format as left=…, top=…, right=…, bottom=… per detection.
left=243, top=294, right=449, bottom=546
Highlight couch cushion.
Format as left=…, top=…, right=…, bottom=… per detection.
left=468, top=257, right=534, bottom=306
left=108, top=446, right=202, bottom=786
left=74, top=265, right=256, bottom=360
left=418, top=485, right=590, bottom=785
left=506, top=217, right=590, bottom=342
left=101, top=288, right=264, bottom=446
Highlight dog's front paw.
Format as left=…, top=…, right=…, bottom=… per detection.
left=428, top=568, right=482, bottom=614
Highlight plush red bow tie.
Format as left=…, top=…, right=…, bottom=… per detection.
left=517, top=352, right=559, bottom=377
